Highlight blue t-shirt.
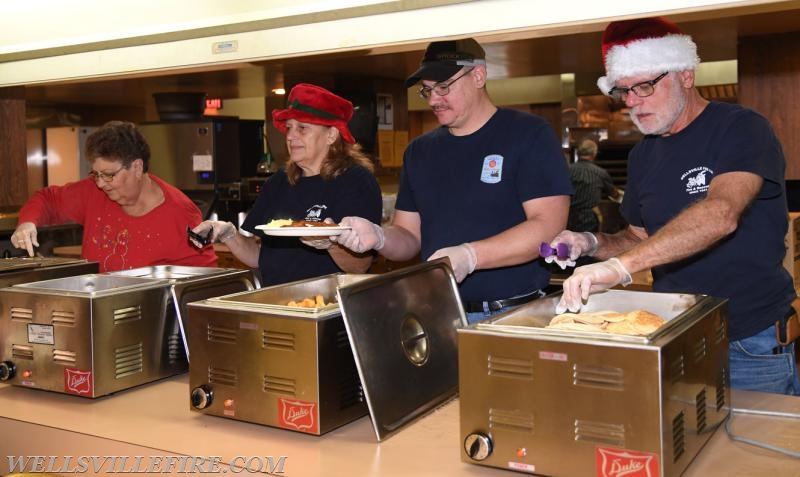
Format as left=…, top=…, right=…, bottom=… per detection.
left=242, top=165, right=382, bottom=286
left=396, top=108, right=573, bottom=302
left=621, top=101, right=794, bottom=341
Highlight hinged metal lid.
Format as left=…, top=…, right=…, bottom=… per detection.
left=336, top=259, right=466, bottom=441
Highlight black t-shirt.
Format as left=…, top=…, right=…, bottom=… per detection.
left=622, top=102, right=794, bottom=340
left=242, top=165, right=382, bottom=286
left=396, top=108, right=573, bottom=302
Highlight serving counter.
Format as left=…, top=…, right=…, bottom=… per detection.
left=0, top=376, right=797, bottom=476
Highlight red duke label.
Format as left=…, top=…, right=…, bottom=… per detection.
left=596, top=446, right=659, bottom=477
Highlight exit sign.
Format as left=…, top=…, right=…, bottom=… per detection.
left=205, top=98, right=223, bottom=110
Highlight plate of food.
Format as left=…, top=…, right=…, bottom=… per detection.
left=255, top=219, right=351, bottom=237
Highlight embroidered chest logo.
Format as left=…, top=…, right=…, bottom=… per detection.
left=680, top=166, right=713, bottom=195
left=480, top=154, right=504, bottom=184
left=305, top=204, right=327, bottom=221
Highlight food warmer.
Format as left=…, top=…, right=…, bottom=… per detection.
left=187, top=260, right=466, bottom=438
left=0, top=256, right=97, bottom=289
left=106, top=265, right=258, bottom=360
left=0, top=274, right=176, bottom=397
left=458, top=289, right=729, bottom=477
left=0, top=265, right=256, bottom=397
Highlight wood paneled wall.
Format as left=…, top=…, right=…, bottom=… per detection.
left=0, top=87, right=28, bottom=208
left=738, top=32, right=800, bottom=179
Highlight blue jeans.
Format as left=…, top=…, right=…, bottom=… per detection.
left=466, top=306, right=515, bottom=325
left=729, top=324, right=800, bottom=395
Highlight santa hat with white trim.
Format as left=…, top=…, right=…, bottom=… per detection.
left=597, top=17, right=700, bottom=96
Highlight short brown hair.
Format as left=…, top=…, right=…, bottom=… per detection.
left=577, top=139, right=598, bottom=159
left=85, top=121, right=151, bottom=172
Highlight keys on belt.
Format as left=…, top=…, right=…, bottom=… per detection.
left=463, top=289, right=545, bottom=313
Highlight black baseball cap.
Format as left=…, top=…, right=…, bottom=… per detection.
left=404, top=38, right=486, bottom=88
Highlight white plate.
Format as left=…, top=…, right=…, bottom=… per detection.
left=255, top=225, right=350, bottom=236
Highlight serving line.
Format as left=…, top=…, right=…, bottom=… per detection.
left=0, top=379, right=798, bottom=476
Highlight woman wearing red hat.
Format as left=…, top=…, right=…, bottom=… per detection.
left=190, top=83, right=382, bottom=286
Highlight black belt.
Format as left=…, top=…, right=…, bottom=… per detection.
left=463, top=289, right=545, bottom=313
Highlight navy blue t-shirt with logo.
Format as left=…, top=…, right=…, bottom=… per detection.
left=621, top=101, right=794, bottom=341
left=396, top=108, right=573, bottom=303
left=242, top=166, right=382, bottom=287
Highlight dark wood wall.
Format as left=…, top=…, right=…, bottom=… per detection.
left=738, top=31, right=800, bottom=179
left=0, top=87, right=28, bottom=208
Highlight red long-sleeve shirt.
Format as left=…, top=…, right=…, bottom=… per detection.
left=19, top=175, right=217, bottom=272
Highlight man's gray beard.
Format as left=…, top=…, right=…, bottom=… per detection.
left=630, top=79, right=688, bottom=136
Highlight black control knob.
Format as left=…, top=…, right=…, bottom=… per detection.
left=464, top=432, right=493, bottom=461
left=0, top=361, right=16, bottom=381
left=190, top=385, right=213, bottom=409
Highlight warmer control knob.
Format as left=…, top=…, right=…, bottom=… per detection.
left=0, top=361, right=16, bottom=381
left=190, top=385, right=213, bottom=409
left=464, top=432, right=493, bottom=461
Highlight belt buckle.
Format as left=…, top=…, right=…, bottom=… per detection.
left=488, top=300, right=504, bottom=312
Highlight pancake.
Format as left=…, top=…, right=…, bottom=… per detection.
left=547, top=309, right=665, bottom=336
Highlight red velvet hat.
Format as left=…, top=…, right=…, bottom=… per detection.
left=596, top=17, right=700, bottom=95
left=272, top=83, right=356, bottom=144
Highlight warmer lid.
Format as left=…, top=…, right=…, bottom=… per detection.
left=336, top=259, right=466, bottom=441
left=0, top=256, right=90, bottom=273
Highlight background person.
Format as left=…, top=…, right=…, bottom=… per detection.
left=191, top=83, right=382, bottom=286
left=567, top=139, right=621, bottom=233
left=333, top=38, right=572, bottom=324
left=11, top=120, right=217, bottom=272
left=549, top=17, right=799, bottom=395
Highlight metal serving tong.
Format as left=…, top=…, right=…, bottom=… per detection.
left=187, top=226, right=213, bottom=246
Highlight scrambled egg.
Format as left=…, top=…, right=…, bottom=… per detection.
left=265, top=219, right=294, bottom=228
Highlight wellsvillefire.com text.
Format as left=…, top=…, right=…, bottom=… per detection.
left=7, top=455, right=288, bottom=473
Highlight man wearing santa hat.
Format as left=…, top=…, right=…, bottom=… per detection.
left=548, top=17, right=799, bottom=395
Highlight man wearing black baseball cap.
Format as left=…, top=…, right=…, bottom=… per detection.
left=404, top=38, right=487, bottom=87
left=335, top=37, right=573, bottom=324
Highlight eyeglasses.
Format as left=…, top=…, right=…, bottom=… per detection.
left=89, top=165, right=127, bottom=183
left=418, top=68, right=474, bottom=99
left=608, top=72, right=669, bottom=101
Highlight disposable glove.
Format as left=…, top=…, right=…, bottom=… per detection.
left=300, top=218, right=336, bottom=250
left=544, top=231, right=598, bottom=269
left=428, top=243, right=477, bottom=283
left=10, top=222, right=39, bottom=257
left=555, top=257, right=632, bottom=314
left=331, top=217, right=384, bottom=253
left=189, top=221, right=237, bottom=248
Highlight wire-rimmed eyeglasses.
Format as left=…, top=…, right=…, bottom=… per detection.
left=89, top=164, right=127, bottom=183
left=418, top=68, right=474, bottom=100
left=608, top=72, right=669, bottom=101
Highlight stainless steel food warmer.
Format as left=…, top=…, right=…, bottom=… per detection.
left=458, top=289, right=729, bottom=477
left=187, top=260, right=467, bottom=438
left=0, top=274, right=178, bottom=397
left=0, top=256, right=98, bottom=289
left=106, top=265, right=258, bottom=360
left=187, top=273, right=369, bottom=435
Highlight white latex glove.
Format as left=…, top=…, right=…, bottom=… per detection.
left=555, top=257, right=632, bottom=314
left=300, top=218, right=336, bottom=250
left=189, top=220, right=237, bottom=248
left=10, top=221, right=39, bottom=257
left=544, top=230, right=598, bottom=269
left=331, top=217, right=384, bottom=253
left=428, top=243, right=477, bottom=283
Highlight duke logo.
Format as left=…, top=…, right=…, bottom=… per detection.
left=279, top=398, right=318, bottom=434
left=64, top=368, right=93, bottom=396
left=596, top=447, right=659, bottom=477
